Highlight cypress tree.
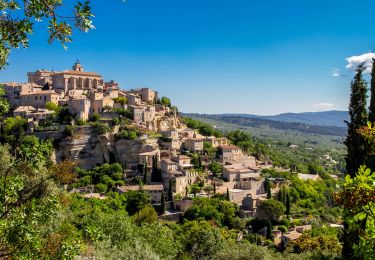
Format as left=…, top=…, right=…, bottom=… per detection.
left=343, top=63, right=368, bottom=258
left=369, top=58, right=375, bottom=122
left=160, top=190, right=166, bottom=215
left=213, top=183, right=216, bottom=194
left=226, top=188, right=230, bottom=201
left=143, top=162, right=148, bottom=184
left=168, top=179, right=173, bottom=201
left=266, top=184, right=272, bottom=199
left=367, top=58, right=375, bottom=172
left=286, top=192, right=291, bottom=215
left=266, top=221, right=272, bottom=240
left=344, top=63, right=368, bottom=177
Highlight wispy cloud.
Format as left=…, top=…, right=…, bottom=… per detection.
left=345, top=52, right=375, bottom=73
left=313, top=103, right=336, bottom=110
left=331, top=68, right=341, bottom=77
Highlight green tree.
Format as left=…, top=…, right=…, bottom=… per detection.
left=160, top=96, right=171, bottom=107
left=0, top=0, right=94, bottom=69
left=208, top=161, right=222, bottom=176
left=336, top=166, right=375, bottom=259
left=285, top=192, right=291, bottom=215
left=168, top=179, right=173, bottom=201
left=369, top=58, right=375, bottom=123
left=345, top=63, right=368, bottom=177
left=179, top=220, right=223, bottom=259
left=257, top=199, right=286, bottom=221
left=124, top=190, right=150, bottom=215
left=0, top=85, right=9, bottom=117
left=143, top=162, right=148, bottom=184
left=0, top=144, right=78, bottom=258
left=160, top=191, right=166, bottom=215
left=343, top=63, right=369, bottom=258
left=45, top=101, right=59, bottom=112
left=226, top=187, right=230, bottom=201
left=134, top=205, right=158, bottom=226
left=18, top=135, right=53, bottom=166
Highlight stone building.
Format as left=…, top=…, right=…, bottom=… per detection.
left=20, top=90, right=61, bottom=108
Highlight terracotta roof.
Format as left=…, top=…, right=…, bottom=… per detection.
left=118, top=185, right=163, bottom=192
left=20, top=90, right=59, bottom=95
left=58, top=70, right=102, bottom=77
left=161, top=159, right=176, bottom=164
left=219, top=145, right=240, bottom=150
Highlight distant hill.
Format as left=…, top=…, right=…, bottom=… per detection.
left=183, top=113, right=347, bottom=137
left=222, top=110, right=349, bottom=128
left=182, top=113, right=346, bottom=150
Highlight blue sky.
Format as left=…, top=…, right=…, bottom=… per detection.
left=2, top=0, right=375, bottom=115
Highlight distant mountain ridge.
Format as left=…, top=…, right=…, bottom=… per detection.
left=221, top=110, right=349, bottom=128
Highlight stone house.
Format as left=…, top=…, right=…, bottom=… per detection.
left=20, top=90, right=61, bottom=108
left=183, top=138, right=204, bottom=153
left=205, top=136, right=229, bottom=148
left=218, top=145, right=245, bottom=163
left=68, top=97, right=91, bottom=121
left=116, top=184, right=164, bottom=203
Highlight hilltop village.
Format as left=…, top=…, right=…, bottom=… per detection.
left=1, top=62, right=332, bottom=248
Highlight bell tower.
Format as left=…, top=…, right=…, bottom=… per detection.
left=72, top=59, right=84, bottom=72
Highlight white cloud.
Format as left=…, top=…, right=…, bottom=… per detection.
left=331, top=68, right=341, bottom=77
left=345, top=52, right=375, bottom=73
left=313, top=103, right=336, bottom=110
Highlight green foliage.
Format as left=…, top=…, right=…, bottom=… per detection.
left=183, top=117, right=223, bottom=137
left=160, top=96, right=171, bottom=107
left=91, top=122, right=111, bottom=135
left=0, top=85, right=9, bottom=116
left=227, top=130, right=253, bottom=150
left=178, top=220, right=223, bottom=259
left=337, top=166, right=375, bottom=259
left=0, top=116, right=27, bottom=146
left=90, top=113, right=101, bottom=122
left=117, top=129, right=138, bottom=140
left=183, top=197, right=239, bottom=228
left=345, top=63, right=368, bottom=177
left=45, top=101, right=59, bottom=111
left=72, top=163, right=123, bottom=192
left=134, top=205, right=158, bottom=226
left=287, top=232, right=342, bottom=255
left=0, top=1, right=94, bottom=69
left=208, top=161, right=223, bottom=175
left=18, top=135, right=53, bottom=166
left=112, top=97, right=127, bottom=106
left=257, top=199, right=286, bottom=221
left=123, top=189, right=151, bottom=215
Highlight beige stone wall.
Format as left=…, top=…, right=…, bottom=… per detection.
left=21, top=92, right=60, bottom=108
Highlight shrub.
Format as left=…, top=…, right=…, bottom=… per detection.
left=95, top=183, right=107, bottom=193
left=278, top=225, right=288, bottom=233
left=90, top=113, right=101, bottom=122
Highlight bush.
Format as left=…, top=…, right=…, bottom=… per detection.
left=95, top=183, right=107, bottom=193
left=278, top=225, right=288, bottom=232
left=76, top=119, right=86, bottom=126
left=90, top=113, right=101, bottom=122
left=45, top=101, right=59, bottom=111
left=92, top=122, right=111, bottom=135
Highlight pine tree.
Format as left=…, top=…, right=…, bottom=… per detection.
left=160, top=190, right=166, bottom=215
left=344, top=63, right=369, bottom=177
left=369, top=58, right=375, bottom=122
left=168, top=179, right=173, bottom=201
left=286, top=192, right=291, bottom=215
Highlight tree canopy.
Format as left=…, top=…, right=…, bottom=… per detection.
left=0, top=0, right=94, bottom=69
